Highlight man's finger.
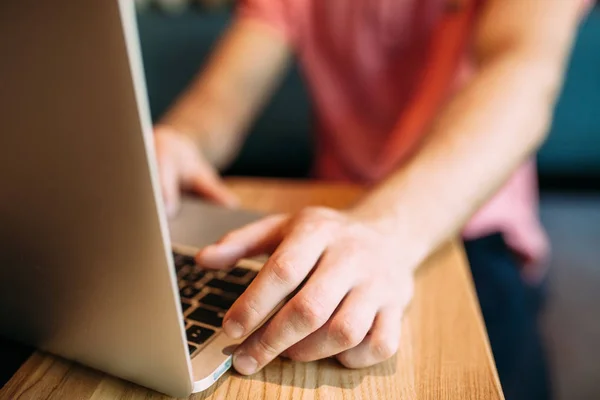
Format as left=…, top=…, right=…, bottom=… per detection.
left=230, top=249, right=354, bottom=375
left=184, top=148, right=240, bottom=207
left=335, top=307, right=404, bottom=369
left=196, top=214, right=289, bottom=269
left=189, top=171, right=240, bottom=208
left=221, top=223, right=330, bottom=340
left=283, top=287, right=377, bottom=362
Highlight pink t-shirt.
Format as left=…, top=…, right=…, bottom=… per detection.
left=237, top=0, right=590, bottom=277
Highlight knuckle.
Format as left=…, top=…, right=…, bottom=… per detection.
left=331, top=317, right=364, bottom=348
left=291, top=295, right=329, bottom=330
left=297, top=207, right=335, bottom=225
left=284, top=348, right=305, bottom=362
left=299, top=206, right=326, bottom=218
left=336, top=353, right=359, bottom=369
left=234, top=297, right=261, bottom=329
left=296, top=208, right=315, bottom=222
left=252, top=337, right=279, bottom=363
left=371, top=336, right=399, bottom=360
left=269, top=213, right=288, bottom=225
left=268, top=255, right=299, bottom=286
left=291, top=207, right=341, bottom=241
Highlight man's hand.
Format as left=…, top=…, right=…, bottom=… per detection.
left=197, top=207, right=417, bottom=374
left=154, top=125, right=239, bottom=215
left=153, top=19, right=292, bottom=215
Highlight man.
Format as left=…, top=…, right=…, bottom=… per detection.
left=153, top=1, right=590, bottom=398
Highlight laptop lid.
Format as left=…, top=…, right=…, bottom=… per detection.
left=0, top=0, right=193, bottom=396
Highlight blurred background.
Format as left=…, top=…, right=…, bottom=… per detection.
left=135, top=2, right=600, bottom=399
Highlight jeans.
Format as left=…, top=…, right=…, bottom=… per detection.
left=465, top=233, right=551, bottom=400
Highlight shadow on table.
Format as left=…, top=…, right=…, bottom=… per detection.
left=0, top=337, right=34, bottom=390
left=0, top=337, right=396, bottom=397
left=224, top=356, right=397, bottom=391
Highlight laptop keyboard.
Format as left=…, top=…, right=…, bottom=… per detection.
left=173, top=251, right=257, bottom=358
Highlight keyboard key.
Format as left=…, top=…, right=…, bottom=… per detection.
left=227, top=267, right=251, bottom=278
left=173, top=254, right=185, bottom=272
left=188, top=343, right=198, bottom=355
left=199, top=293, right=236, bottom=311
left=182, top=269, right=206, bottom=283
left=186, top=325, right=215, bottom=345
left=173, top=252, right=195, bottom=268
left=187, top=307, right=224, bottom=328
left=180, top=285, right=200, bottom=300
left=181, top=303, right=191, bottom=313
left=173, top=251, right=183, bottom=262
left=206, top=279, right=247, bottom=296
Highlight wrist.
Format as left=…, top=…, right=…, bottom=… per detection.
left=157, top=110, right=205, bottom=140
left=349, top=198, right=433, bottom=272
left=158, top=110, right=234, bottom=169
left=155, top=117, right=211, bottom=154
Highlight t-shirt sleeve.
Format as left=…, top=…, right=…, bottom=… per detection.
left=236, top=0, right=299, bottom=45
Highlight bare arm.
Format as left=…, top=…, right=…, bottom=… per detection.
left=352, top=0, right=583, bottom=263
left=193, top=0, right=581, bottom=374
left=160, top=19, right=292, bottom=169
left=194, top=0, right=584, bottom=374
left=155, top=19, right=292, bottom=212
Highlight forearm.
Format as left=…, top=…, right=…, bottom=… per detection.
left=159, top=81, right=243, bottom=169
left=352, top=50, right=570, bottom=268
left=159, top=70, right=253, bottom=169
left=159, top=20, right=292, bottom=170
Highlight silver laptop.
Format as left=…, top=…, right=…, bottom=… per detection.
left=0, top=0, right=271, bottom=396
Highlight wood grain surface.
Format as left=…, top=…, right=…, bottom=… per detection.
left=0, top=178, right=504, bottom=400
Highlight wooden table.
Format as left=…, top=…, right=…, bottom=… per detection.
left=0, top=179, right=504, bottom=400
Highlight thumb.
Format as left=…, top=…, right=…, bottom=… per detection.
left=189, top=168, right=240, bottom=208
left=196, top=214, right=288, bottom=269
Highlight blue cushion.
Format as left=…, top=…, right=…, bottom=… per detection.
left=539, top=8, right=600, bottom=178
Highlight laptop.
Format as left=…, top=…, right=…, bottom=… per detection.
left=0, top=0, right=275, bottom=396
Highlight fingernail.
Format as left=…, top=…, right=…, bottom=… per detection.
left=223, top=319, right=245, bottom=339
left=233, top=353, right=257, bottom=375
